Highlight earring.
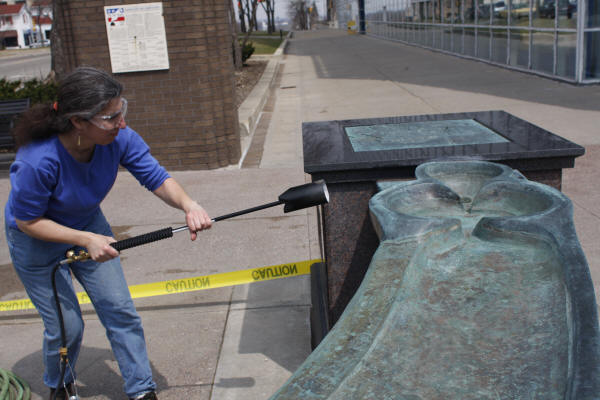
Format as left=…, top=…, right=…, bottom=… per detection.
left=77, top=135, right=81, bottom=147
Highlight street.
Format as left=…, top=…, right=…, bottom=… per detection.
left=0, top=48, right=51, bottom=81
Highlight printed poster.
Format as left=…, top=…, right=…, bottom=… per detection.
left=104, top=2, right=169, bottom=73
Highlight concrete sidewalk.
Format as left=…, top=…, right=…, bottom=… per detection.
left=0, top=166, right=320, bottom=400
left=1, top=28, right=600, bottom=400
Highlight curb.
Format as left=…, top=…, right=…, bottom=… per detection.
left=237, top=32, right=291, bottom=168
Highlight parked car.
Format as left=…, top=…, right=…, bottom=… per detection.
left=465, top=4, right=492, bottom=21
left=539, top=0, right=576, bottom=18
left=497, top=2, right=532, bottom=19
left=512, top=2, right=533, bottom=18
left=493, top=1, right=506, bottom=16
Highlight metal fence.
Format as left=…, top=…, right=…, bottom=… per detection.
left=334, top=0, right=600, bottom=83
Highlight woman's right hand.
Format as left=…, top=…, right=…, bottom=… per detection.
left=15, top=217, right=120, bottom=263
left=84, top=233, right=119, bottom=262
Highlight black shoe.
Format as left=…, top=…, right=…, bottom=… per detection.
left=48, top=383, right=77, bottom=400
left=130, top=391, right=158, bottom=400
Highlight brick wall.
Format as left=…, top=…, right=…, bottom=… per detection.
left=53, top=0, right=240, bottom=169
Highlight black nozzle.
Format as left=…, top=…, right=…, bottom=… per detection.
left=168, top=181, right=330, bottom=233
left=279, top=180, right=329, bottom=213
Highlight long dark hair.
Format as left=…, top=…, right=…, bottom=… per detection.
left=13, top=67, right=123, bottom=149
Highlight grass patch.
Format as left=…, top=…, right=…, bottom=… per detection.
left=247, top=38, right=284, bottom=54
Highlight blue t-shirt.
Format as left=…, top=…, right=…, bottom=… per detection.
left=5, top=126, right=170, bottom=230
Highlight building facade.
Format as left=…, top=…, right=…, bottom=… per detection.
left=0, top=3, right=34, bottom=48
left=334, top=0, right=600, bottom=83
left=0, top=0, right=52, bottom=48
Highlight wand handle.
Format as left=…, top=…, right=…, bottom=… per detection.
left=111, top=227, right=174, bottom=252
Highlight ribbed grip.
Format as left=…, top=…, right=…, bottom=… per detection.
left=111, top=227, right=173, bottom=252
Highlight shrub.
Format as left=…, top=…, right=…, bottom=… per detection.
left=0, top=77, right=58, bottom=104
left=241, top=40, right=255, bottom=63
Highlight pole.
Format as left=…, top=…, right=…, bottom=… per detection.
left=358, top=0, right=366, bottom=34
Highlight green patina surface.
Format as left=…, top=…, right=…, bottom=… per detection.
left=271, top=161, right=586, bottom=400
left=344, top=120, right=509, bottom=152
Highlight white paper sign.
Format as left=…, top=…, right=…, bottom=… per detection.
left=104, top=2, right=169, bottom=73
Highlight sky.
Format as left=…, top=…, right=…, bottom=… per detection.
left=234, top=0, right=327, bottom=24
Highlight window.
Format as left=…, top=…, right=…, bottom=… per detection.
left=360, top=0, right=598, bottom=82
left=589, top=0, right=600, bottom=27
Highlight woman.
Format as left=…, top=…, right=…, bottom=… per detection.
left=4, top=67, right=212, bottom=400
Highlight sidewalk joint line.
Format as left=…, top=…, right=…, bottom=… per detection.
left=208, top=288, right=234, bottom=400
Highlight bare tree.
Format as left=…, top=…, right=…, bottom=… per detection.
left=269, top=0, right=276, bottom=32
left=237, top=0, right=247, bottom=33
left=239, top=0, right=259, bottom=51
left=259, top=0, right=276, bottom=33
left=288, top=0, right=308, bottom=30
left=309, top=1, right=319, bottom=27
left=241, top=0, right=258, bottom=32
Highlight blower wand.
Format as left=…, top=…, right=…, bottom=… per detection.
left=53, top=180, right=328, bottom=400
left=60, top=180, right=330, bottom=264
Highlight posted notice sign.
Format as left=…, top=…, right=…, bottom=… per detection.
left=104, top=2, right=169, bottom=73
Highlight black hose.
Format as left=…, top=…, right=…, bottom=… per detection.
left=51, top=262, right=67, bottom=400
left=44, top=227, right=177, bottom=400
left=47, top=228, right=174, bottom=400
left=51, top=263, right=67, bottom=353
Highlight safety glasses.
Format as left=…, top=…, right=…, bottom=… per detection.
left=87, top=98, right=128, bottom=131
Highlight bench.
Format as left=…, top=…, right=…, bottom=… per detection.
left=0, top=98, right=30, bottom=151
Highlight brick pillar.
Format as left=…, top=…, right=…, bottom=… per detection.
left=52, top=0, right=240, bottom=169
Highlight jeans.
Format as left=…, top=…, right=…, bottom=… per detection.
left=5, top=210, right=156, bottom=398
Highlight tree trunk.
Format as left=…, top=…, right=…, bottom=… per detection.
left=270, top=4, right=276, bottom=32
left=260, top=1, right=270, bottom=33
left=268, top=0, right=274, bottom=33
left=243, top=0, right=252, bottom=32
left=241, top=0, right=259, bottom=50
left=229, top=0, right=243, bottom=70
left=238, top=0, right=247, bottom=33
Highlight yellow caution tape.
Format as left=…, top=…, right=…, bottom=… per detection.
left=0, top=259, right=322, bottom=313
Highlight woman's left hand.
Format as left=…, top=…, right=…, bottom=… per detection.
left=153, top=178, right=212, bottom=241
left=185, top=202, right=212, bottom=241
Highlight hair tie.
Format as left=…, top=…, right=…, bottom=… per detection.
left=52, top=102, right=58, bottom=112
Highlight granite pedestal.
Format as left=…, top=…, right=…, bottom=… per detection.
left=303, top=110, right=585, bottom=325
